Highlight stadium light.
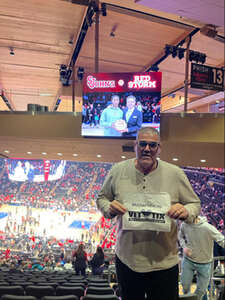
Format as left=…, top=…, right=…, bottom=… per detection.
left=165, top=44, right=206, bottom=64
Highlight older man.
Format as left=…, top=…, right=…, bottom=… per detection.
left=97, top=127, right=200, bottom=300
left=121, top=94, right=143, bottom=137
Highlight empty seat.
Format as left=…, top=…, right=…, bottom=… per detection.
left=62, top=283, right=85, bottom=289
left=86, top=287, right=114, bottom=296
left=55, top=286, right=84, bottom=298
left=42, top=296, right=78, bottom=300
left=179, top=294, right=198, bottom=300
left=0, top=286, right=24, bottom=297
left=37, top=282, right=58, bottom=288
left=13, top=282, right=34, bottom=288
left=83, top=295, right=119, bottom=300
left=87, top=277, right=108, bottom=283
left=0, top=282, right=9, bottom=285
left=1, top=296, right=37, bottom=300
left=88, top=283, right=110, bottom=288
left=68, top=276, right=84, bottom=280
left=25, top=285, right=55, bottom=299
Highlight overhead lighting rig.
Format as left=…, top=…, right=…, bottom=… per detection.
left=150, top=65, right=159, bottom=72
left=77, top=67, right=84, bottom=81
left=165, top=45, right=206, bottom=64
left=58, top=1, right=107, bottom=89
left=59, top=64, right=72, bottom=86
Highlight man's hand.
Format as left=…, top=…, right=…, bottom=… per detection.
left=109, top=200, right=127, bottom=216
left=167, top=203, right=189, bottom=220
left=183, top=247, right=192, bottom=257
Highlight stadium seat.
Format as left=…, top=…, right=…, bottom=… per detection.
left=1, top=296, right=37, bottom=300
left=179, top=294, right=198, bottom=300
left=83, top=295, right=119, bottom=300
left=87, top=283, right=110, bottom=288
left=13, top=282, right=34, bottom=288
left=62, top=282, right=85, bottom=289
left=37, top=282, right=58, bottom=288
left=25, top=285, right=55, bottom=299
left=0, top=282, right=9, bottom=285
left=55, top=286, right=84, bottom=298
left=41, top=296, right=78, bottom=300
left=86, top=287, right=114, bottom=296
left=0, top=286, right=24, bottom=297
left=68, top=276, right=84, bottom=280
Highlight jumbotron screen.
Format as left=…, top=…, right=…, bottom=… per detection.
left=6, top=159, right=66, bottom=182
left=81, top=72, right=162, bottom=138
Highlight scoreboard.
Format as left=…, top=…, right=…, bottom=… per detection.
left=191, top=63, right=224, bottom=91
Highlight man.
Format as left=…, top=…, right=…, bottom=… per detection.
left=97, top=127, right=200, bottom=300
left=100, top=95, right=123, bottom=136
left=122, top=94, right=142, bottom=137
left=179, top=215, right=225, bottom=300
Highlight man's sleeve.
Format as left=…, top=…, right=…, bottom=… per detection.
left=178, top=169, right=201, bottom=223
left=209, top=225, right=225, bottom=248
left=96, top=166, right=116, bottom=219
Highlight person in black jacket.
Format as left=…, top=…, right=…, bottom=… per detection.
left=72, top=243, right=87, bottom=276
left=90, top=246, right=105, bottom=275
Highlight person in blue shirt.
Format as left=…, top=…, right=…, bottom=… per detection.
left=100, top=95, right=123, bottom=137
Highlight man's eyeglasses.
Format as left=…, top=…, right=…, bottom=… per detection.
left=138, top=141, right=159, bottom=149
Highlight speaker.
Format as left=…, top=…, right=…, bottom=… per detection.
left=27, top=104, right=38, bottom=112
left=27, top=104, right=49, bottom=112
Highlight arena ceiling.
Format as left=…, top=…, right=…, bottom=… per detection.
left=0, top=0, right=224, bottom=167
left=0, top=0, right=224, bottom=112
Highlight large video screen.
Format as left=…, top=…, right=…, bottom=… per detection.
left=6, top=159, right=66, bottom=182
left=81, top=72, right=162, bottom=138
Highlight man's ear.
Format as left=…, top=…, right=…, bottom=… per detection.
left=157, top=143, right=161, bottom=156
left=133, top=140, right=138, bottom=148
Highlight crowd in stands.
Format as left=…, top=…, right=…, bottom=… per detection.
left=0, top=160, right=112, bottom=211
left=0, top=159, right=224, bottom=271
left=183, top=166, right=225, bottom=234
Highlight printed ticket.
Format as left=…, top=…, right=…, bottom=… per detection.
left=122, top=192, right=171, bottom=232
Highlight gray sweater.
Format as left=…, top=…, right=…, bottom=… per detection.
left=179, top=216, right=225, bottom=263
left=97, top=158, right=200, bottom=272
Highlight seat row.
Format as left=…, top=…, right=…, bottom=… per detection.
left=0, top=284, right=119, bottom=300
left=1, top=295, right=119, bottom=300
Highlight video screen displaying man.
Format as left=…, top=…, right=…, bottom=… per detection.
left=122, top=94, right=143, bottom=137
left=81, top=72, right=161, bottom=138
left=99, top=95, right=123, bottom=137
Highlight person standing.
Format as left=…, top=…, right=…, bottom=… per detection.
left=90, top=246, right=105, bottom=275
left=72, top=243, right=87, bottom=277
left=179, top=215, right=225, bottom=300
left=97, top=126, right=200, bottom=300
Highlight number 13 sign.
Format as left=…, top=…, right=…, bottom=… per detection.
left=191, top=63, right=224, bottom=91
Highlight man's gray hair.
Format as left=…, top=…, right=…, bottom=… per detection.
left=136, top=127, right=160, bottom=140
left=126, top=95, right=136, bottom=102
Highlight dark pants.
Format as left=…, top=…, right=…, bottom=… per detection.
left=115, top=256, right=179, bottom=300
left=75, top=267, right=86, bottom=277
